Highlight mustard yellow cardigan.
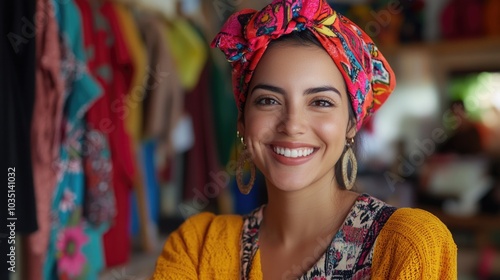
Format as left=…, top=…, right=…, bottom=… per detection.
left=152, top=208, right=457, bottom=279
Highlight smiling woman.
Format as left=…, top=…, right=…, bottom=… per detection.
left=151, top=0, right=457, bottom=279
left=241, top=41, right=354, bottom=194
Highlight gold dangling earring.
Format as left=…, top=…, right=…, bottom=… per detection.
left=236, top=131, right=256, bottom=195
left=342, top=138, right=357, bottom=190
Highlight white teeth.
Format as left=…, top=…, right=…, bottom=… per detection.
left=285, top=149, right=291, bottom=157
left=273, top=146, right=314, bottom=158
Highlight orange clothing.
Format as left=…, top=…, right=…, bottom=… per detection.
left=152, top=208, right=457, bottom=279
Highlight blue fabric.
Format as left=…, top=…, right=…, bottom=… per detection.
left=45, top=1, right=105, bottom=279
left=231, top=172, right=266, bottom=215
left=142, top=140, right=160, bottom=224
left=130, top=139, right=159, bottom=236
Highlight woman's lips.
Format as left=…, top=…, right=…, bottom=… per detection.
left=272, top=146, right=314, bottom=158
left=269, top=142, right=317, bottom=166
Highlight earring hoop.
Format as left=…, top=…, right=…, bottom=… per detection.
left=342, top=138, right=357, bottom=190
left=236, top=131, right=255, bottom=195
left=237, top=131, right=244, bottom=146
left=236, top=148, right=255, bottom=195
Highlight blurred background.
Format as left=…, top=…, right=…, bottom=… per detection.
left=1, top=0, right=499, bottom=279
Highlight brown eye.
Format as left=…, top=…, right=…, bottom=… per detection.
left=256, top=97, right=279, bottom=106
left=311, top=99, right=334, bottom=107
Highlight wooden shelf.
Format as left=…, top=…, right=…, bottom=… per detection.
left=423, top=207, right=500, bottom=231
left=421, top=206, right=500, bottom=249
left=380, top=37, right=500, bottom=55
left=380, top=37, right=500, bottom=73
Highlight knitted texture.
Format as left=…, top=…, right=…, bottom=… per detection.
left=371, top=208, right=457, bottom=279
left=152, top=208, right=457, bottom=279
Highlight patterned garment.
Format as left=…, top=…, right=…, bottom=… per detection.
left=44, top=1, right=107, bottom=279
left=46, top=40, right=105, bottom=280
left=83, top=129, right=115, bottom=227
left=240, top=194, right=396, bottom=279
left=211, top=0, right=396, bottom=130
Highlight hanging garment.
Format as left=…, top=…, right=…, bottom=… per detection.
left=182, top=63, right=221, bottom=203
left=136, top=11, right=184, bottom=166
left=130, top=139, right=161, bottom=249
left=209, top=56, right=238, bottom=167
left=163, top=18, right=208, bottom=91
left=484, top=0, right=500, bottom=36
left=113, top=2, right=156, bottom=252
left=113, top=2, right=147, bottom=143
left=71, top=0, right=115, bottom=234
left=76, top=0, right=136, bottom=267
left=441, top=0, right=485, bottom=39
left=163, top=21, right=225, bottom=206
left=24, top=0, right=63, bottom=279
left=83, top=129, right=116, bottom=228
left=44, top=0, right=106, bottom=279
left=131, top=11, right=185, bottom=253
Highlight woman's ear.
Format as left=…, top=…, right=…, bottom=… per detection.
left=237, top=111, right=245, bottom=136
left=346, top=118, right=357, bottom=140
left=347, top=126, right=356, bottom=139
left=345, top=98, right=357, bottom=139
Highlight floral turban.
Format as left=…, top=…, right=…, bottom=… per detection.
left=211, top=0, right=396, bottom=130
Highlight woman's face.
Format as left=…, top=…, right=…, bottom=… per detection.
left=238, top=42, right=356, bottom=192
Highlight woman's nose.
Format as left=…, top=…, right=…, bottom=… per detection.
left=276, top=106, right=307, bottom=136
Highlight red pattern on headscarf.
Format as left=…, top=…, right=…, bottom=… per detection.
left=211, top=0, right=396, bottom=130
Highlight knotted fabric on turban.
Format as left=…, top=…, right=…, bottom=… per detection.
left=211, top=0, right=396, bottom=130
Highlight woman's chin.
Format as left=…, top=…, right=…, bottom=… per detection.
left=266, top=175, right=313, bottom=193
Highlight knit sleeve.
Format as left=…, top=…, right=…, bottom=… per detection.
left=151, top=212, right=216, bottom=280
left=371, top=208, right=457, bottom=279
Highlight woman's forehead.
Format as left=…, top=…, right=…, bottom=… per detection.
left=249, top=43, right=347, bottom=94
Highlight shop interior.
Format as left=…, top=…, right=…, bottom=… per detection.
left=2, top=0, right=500, bottom=279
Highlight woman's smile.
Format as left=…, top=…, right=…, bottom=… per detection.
left=272, top=146, right=314, bottom=158
left=268, top=142, right=318, bottom=166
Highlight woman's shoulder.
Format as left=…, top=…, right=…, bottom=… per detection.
left=372, top=207, right=457, bottom=279
left=153, top=213, right=245, bottom=279
left=378, top=207, right=456, bottom=251
left=383, top=207, right=454, bottom=241
left=177, top=212, right=244, bottom=239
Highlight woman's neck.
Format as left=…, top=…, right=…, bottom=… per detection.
left=260, top=179, right=359, bottom=248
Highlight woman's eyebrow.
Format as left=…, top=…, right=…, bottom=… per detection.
left=250, top=84, right=285, bottom=95
left=250, top=84, right=342, bottom=98
left=304, top=86, right=342, bottom=98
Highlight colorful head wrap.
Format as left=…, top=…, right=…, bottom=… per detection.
left=211, top=0, right=396, bottom=130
